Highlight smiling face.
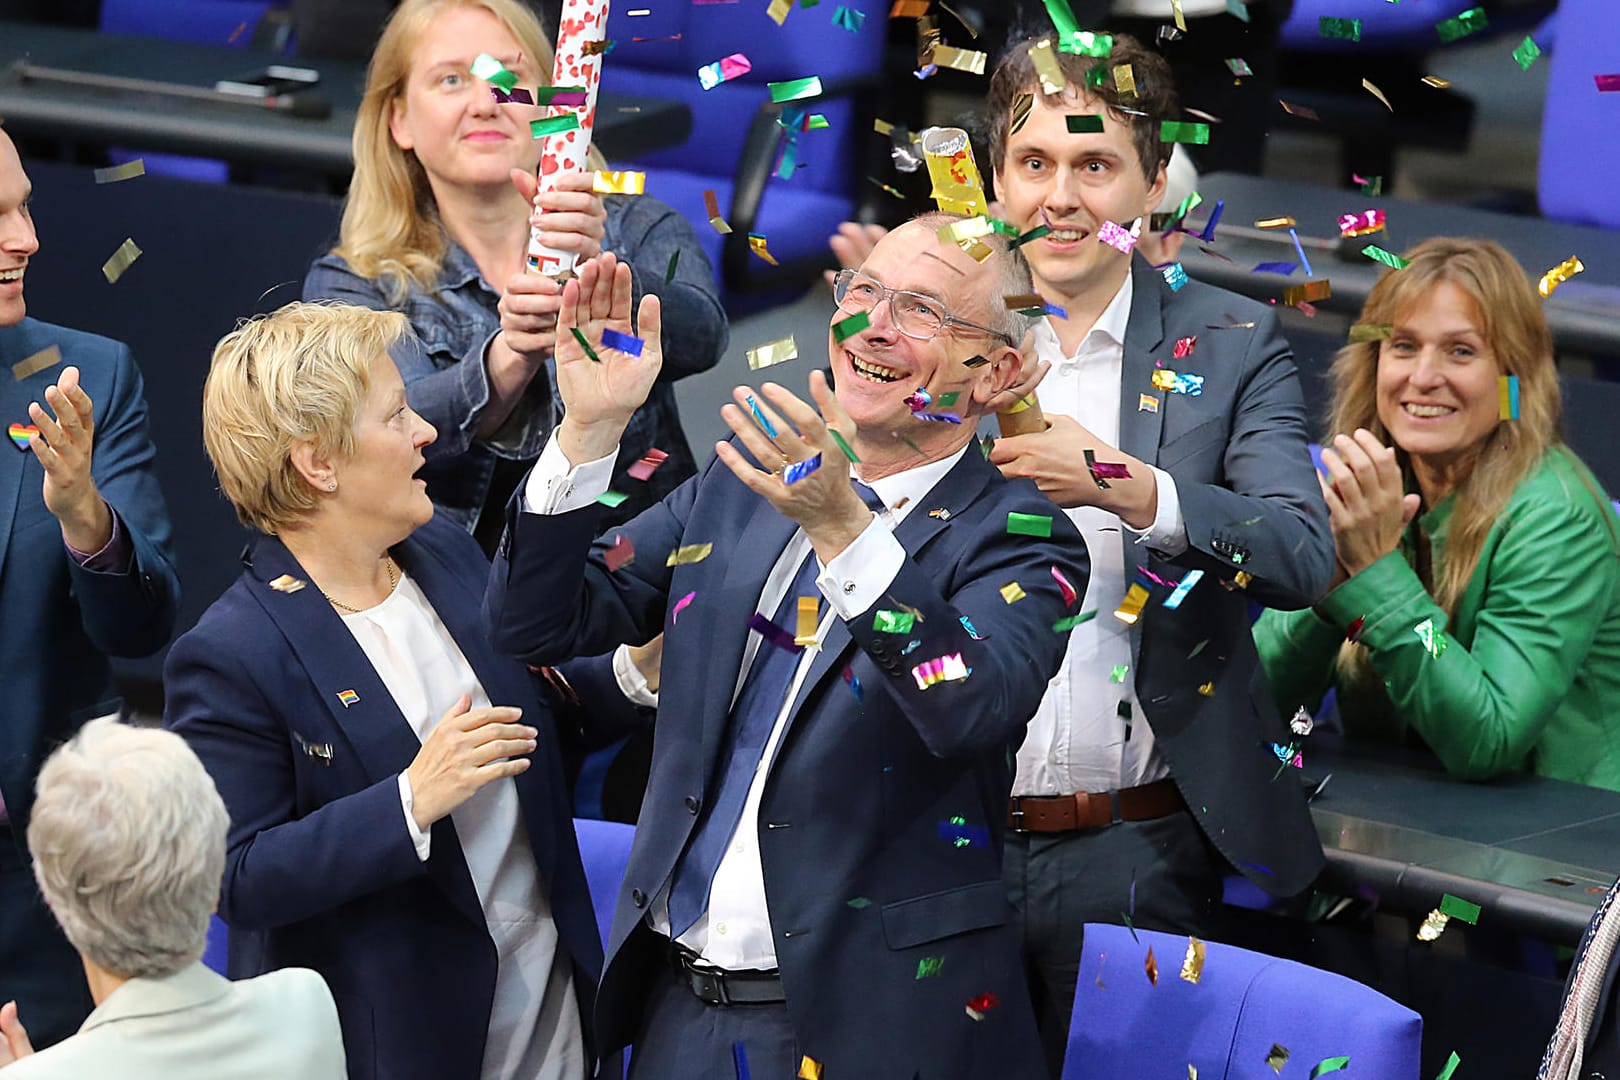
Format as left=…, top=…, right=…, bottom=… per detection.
left=1376, top=281, right=1503, bottom=473
left=829, top=221, right=1020, bottom=464
left=992, top=89, right=1165, bottom=307
left=388, top=5, right=543, bottom=194
left=0, top=129, right=40, bottom=328
left=332, top=354, right=438, bottom=539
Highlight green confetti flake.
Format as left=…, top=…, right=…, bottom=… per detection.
left=806, top=113, right=830, bottom=130
left=1065, top=114, right=1104, bottom=134
left=1160, top=121, right=1210, bottom=145
left=874, top=609, right=917, bottom=634
left=768, top=75, right=823, bottom=103
left=1309, top=1058, right=1351, bottom=1079
left=530, top=85, right=588, bottom=104
left=1007, top=512, right=1054, bottom=538
left=1362, top=244, right=1410, bottom=270
left=1011, top=224, right=1051, bottom=249
left=934, top=391, right=960, bottom=408
left=1511, top=35, right=1541, bottom=70
left=1053, top=610, right=1098, bottom=632
left=1434, top=1051, right=1461, bottom=1080
left=664, top=250, right=680, bottom=284
left=570, top=326, right=600, bottom=362
left=471, top=52, right=518, bottom=92
left=1109, top=664, right=1129, bottom=683
left=829, top=428, right=861, bottom=463
left=595, top=489, right=629, bottom=508
left=1438, top=893, right=1480, bottom=924
left=846, top=896, right=872, bottom=909
left=530, top=114, right=581, bottom=138
left=915, top=955, right=945, bottom=979
left=833, top=311, right=870, bottom=342
left=1436, top=6, right=1487, bottom=43
left=1317, top=16, right=1361, bottom=41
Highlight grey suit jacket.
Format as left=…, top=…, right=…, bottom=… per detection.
left=1115, top=255, right=1335, bottom=897
left=5, top=963, right=345, bottom=1079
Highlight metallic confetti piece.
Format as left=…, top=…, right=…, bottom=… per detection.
left=1007, top=512, right=1053, bottom=538
left=911, top=652, right=969, bottom=689
left=12, top=345, right=61, bottom=382
left=1189, top=1067, right=1199, bottom=1080
left=1164, top=569, right=1204, bottom=609
left=1597, top=74, right=1620, bottom=92
left=1498, top=375, right=1520, bottom=420
left=470, top=52, right=518, bottom=92
left=268, top=574, right=306, bottom=593
left=1226, top=57, right=1253, bottom=78
left=1280, top=99, right=1321, bottom=121
left=1198, top=681, right=1216, bottom=697
left=749, top=611, right=804, bottom=654
left=768, top=76, right=823, bottom=103
left=832, top=311, right=870, bottom=343
left=915, top=955, right=945, bottom=979
left=766, top=0, right=792, bottom=22
left=1308, top=1058, right=1350, bottom=1078
left=1226, top=0, right=1249, bottom=19
left=1179, top=936, right=1205, bottom=983
left=101, top=238, right=141, bottom=284
left=672, top=591, right=696, bottom=624
left=733, top=1041, right=752, bottom=1080
left=782, top=453, right=823, bottom=485
left=1414, top=617, right=1447, bottom=658
left=1290, top=706, right=1314, bottom=737
left=1144, top=945, right=1158, bottom=985
left=1436, top=6, right=1487, bottom=43
left=1317, top=16, right=1359, bottom=41
left=826, top=428, right=860, bottom=464
left=1170, top=0, right=1186, bottom=30
left=1027, top=37, right=1065, bottom=95
left=1110, top=664, right=1128, bottom=684
left=1151, top=369, right=1204, bottom=396
left=1362, top=78, right=1393, bottom=112
left=1114, top=582, right=1151, bottom=625
left=1173, top=336, right=1197, bottom=360
left=1096, top=220, right=1137, bottom=254
left=1010, top=91, right=1034, bottom=134
left=7, top=423, right=36, bottom=451
left=1512, top=36, right=1541, bottom=70
left=1419, top=75, right=1451, bottom=91
left=747, top=233, right=779, bottom=267
left=1284, top=280, right=1332, bottom=307
left=1362, top=244, right=1409, bottom=270
left=904, top=387, right=932, bottom=413
left=1348, top=323, right=1393, bottom=343
left=1054, top=609, right=1097, bottom=632
left=569, top=327, right=600, bottom=362
left=746, top=335, right=798, bottom=370
left=832, top=5, right=865, bottom=31
left=1162, top=264, right=1189, bottom=292
left=703, top=189, right=732, bottom=234
left=1160, top=121, right=1209, bottom=145
left=664, top=250, right=680, bottom=285
left=889, top=0, right=929, bottom=14
left=1088, top=457, right=1132, bottom=481
left=1538, top=255, right=1584, bottom=297
left=846, top=895, right=871, bottom=908
left=1440, top=893, right=1480, bottom=924
left=1233, top=570, right=1254, bottom=589
left=1288, top=228, right=1314, bottom=278
left=933, top=44, right=987, bottom=75
left=531, top=85, right=589, bottom=105
left=1000, top=582, right=1026, bottom=604
left=964, top=991, right=999, bottom=1020
left=529, top=114, right=581, bottom=138
left=940, top=814, right=989, bottom=846
left=1051, top=565, right=1078, bottom=607
left=1267, top=1044, right=1291, bottom=1073
left=1255, top=216, right=1294, bottom=230
left=596, top=488, right=630, bottom=508
left=1435, top=1051, right=1461, bottom=1080
left=798, top=1056, right=823, bottom=1080
left=793, top=594, right=820, bottom=646
left=745, top=395, right=779, bottom=439
left=1417, top=908, right=1450, bottom=941
left=93, top=159, right=145, bottom=184
left=1339, top=208, right=1386, bottom=237
left=666, top=544, right=714, bottom=567
left=1253, top=262, right=1297, bottom=276
left=593, top=170, right=645, bottom=195
left=490, top=86, right=532, bottom=104
left=697, top=52, right=752, bottom=90
left=1113, top=63, right=1137, bottom=98
left=600, top=328, right=644, bottom=356
left=1082, top=447, right=1112, bottom=489
left=605, top=534, right=635, bottom=571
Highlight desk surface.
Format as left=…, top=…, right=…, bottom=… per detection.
left=0, top=21, right=691, bottom=176
left=1183, top=172, right=1620, bottom=359
left=1309, top=739, right=1616, bottom=944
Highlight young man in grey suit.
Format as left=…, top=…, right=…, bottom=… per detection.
left=978, top=34, right=1335, bottom=1072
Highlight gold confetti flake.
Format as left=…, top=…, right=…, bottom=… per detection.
left=746, top=335, right=798, bottom=370
left=101, top=238, right=142, bottom=284
left=999, top=581, right=1026, bottom=604
left=665, top=543, right=714, bottom=567
left=1179, top=936, right=1206, bottom=983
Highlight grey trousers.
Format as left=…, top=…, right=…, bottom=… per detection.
left=627, top=963, right=801, bottom=1080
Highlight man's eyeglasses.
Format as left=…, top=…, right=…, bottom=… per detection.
left=832, top=269, right=1015, bottom=348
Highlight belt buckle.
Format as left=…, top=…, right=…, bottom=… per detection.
left=691, top=967, right=727, bottom=1006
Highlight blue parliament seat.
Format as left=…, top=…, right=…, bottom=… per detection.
left=572, top=818, right=635, bottom=950
left=1538, top=0, right=1620, bottom=230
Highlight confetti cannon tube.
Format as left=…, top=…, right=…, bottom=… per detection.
left=919, top=126, right=989, bottom=217
left=528, top=0, right=609, bottom=278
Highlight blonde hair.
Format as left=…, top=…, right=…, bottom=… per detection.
left=29, top=719, right=230, bottom=980
left=335, top=0, right=607, bottom=301
left=204, top=301, right=409, bottom=534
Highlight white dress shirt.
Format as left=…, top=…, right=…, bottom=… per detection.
left=525, top=434, right=968, bottom=969
left=1012, top=272, right=1188, bottom=797
left=339, top=573, right=584, bottom=1080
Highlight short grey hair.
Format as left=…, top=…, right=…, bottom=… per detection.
left=28, top=719, right=229, bottom=979
left=901, top=211, right=1037, bottom=346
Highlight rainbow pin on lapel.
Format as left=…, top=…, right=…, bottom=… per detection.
left=8, top=423, right=38, bottom=451
left=336, top=689, right=360, bottom=708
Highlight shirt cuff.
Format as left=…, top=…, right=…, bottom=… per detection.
left=397, top=772, right=431, bottom=862
left=1121, top=466, right=1188, bottom=555
left=522, top=433, right=619, bottom=515
left=613, top=643, right=660, bottom=708
left=64, top=504, right=134, bottom=574
left=818, top=514, right=904, bottom=621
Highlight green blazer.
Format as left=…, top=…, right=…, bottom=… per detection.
left=1253, top=445, right=1620, bottom=789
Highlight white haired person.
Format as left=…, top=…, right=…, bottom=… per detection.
left=0, top=719, right=344, bottom=1078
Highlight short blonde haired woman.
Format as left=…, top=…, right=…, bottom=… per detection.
left=166, top=302, right=628, bottom=1079
left=1254, top=238, right=1620, bottom=787
left=0, top=719, right=344, bottom=1079
left=303, top=0, right=726, bottom=553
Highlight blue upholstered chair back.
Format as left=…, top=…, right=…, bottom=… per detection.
left=573, top=817, right=636, bottom=949
left=1066, top=924, right=1422, bottom=1078
left=1538, top=0, right=1620, bottom=229
left=100, top=0, right=278, bottom=45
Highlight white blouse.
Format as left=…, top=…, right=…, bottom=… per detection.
left=339, top=572, right=584, bottom=1080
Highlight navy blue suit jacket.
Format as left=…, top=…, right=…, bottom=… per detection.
left=487, top=443, right=1087, bottom=1080
left=0, top=318, right=178, bottom=843
left=164, top=515, right=608, bottom=1080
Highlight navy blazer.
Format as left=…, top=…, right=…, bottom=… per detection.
left=0, top=318, right=178, bottom=843
left=487, top=443, right=1087, bottom=1080
left=164, top=515, right=607, bottom=1080
left=1115, top=257, right=1335, bottom=898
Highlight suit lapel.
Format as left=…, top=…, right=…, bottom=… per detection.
left=0, top=334, right=51, bottom=584
left=1117, top=257, right=1169, bottom=590
left=244, top=534, right=486, bottom=929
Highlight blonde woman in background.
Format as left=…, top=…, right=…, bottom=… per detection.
left=1253, top=237, right=1620, bottom=788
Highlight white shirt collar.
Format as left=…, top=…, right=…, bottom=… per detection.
left=857, top=442, right=971, bottom=524
left=1034, top=269, right=1134, bottom=371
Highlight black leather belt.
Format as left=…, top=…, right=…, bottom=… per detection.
left=668, top=944, right=786, bottom=1006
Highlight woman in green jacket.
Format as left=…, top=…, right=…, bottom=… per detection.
left=1253, top=237, right=1620, bottom=789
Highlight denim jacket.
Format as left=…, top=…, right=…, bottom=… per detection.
left=303, top=195, right=727, bottom=535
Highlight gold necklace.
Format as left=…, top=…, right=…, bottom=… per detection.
left=324, top=557, right=399, bottom=615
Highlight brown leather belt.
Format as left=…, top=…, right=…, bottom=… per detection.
left=1008, top=778, right=1183, bottom=833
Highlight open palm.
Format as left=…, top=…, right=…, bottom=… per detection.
left=553, top=252, right=664, bottom=431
